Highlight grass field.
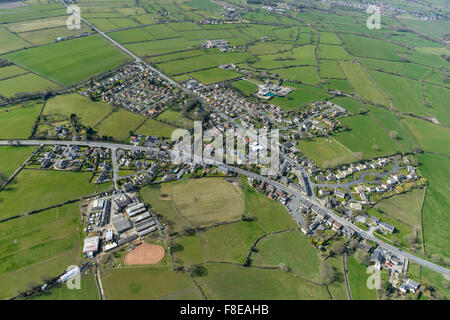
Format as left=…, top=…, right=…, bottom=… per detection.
left=161, top=178, right=245, bottom=228
left=96, top=109, right=145, bottom=141
left=271, top=82, right=330, bottom=111
left=189, top=67, right=242, bottom=85
left=335, top=113, right=401, bottom=159
left=368, top=70, right=425, bottom=116
left=27, top=273, right=99, bottom=300
left=339, top=61, right=389, bottom=106
left=3, top=35, right=132, bottom=85
left=340, top=34, right=407, bottom=61
left=327, top=255, right=350, bottom=300
left=0, top=100, right=41, bottom=139
left=252, top=230, right=321, bottom=282
left=134, top=118, right=177, bottom=138
left=0, top=27, right=28, bottom=54
left=44, top=93, right=113, bottom=128
left=0, top=170, right=111, bottom=220
left=231, top=79, right=257, bottom=96
left=374, top=188, right=426, bottom=227
left=17, top=24, right=91, bottom=46
left=346, top=255, right=378, bottom=300
left=422, top=84, right=450, bottom=126
left=401, top=116, right=450, bottom=155
left=140, top=184, right=191, bottom=233
left=419, top=153, right=450, bottom=260
left=0, top=146, right=35, bottom=177
left=421, top=267, right=450, bottom=300
left=195, top=263, right=329, bottom=299
left=101, top=266, right=202, bottom=300
left=0, top=202, right=82, bottom=299
left=297, top=137, right=359, bottom=168
left=0, top=65, right=28, bottom=79
left=0, top=72, right=60, bottom=97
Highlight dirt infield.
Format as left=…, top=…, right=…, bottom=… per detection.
left=124, top=243, right=165, bottom=265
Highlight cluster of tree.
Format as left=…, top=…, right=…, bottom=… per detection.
left=0, top=58, right=12, bottom=68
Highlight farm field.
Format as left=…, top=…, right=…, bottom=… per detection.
left=298, top=137, right=359, bottom=168
left=326, top=255, right=350, bottom=300
left=2, top=35, right=132, bottom=86
left=422, top=84, right=450, bottom=126
left=0, top=202, right=82, bottom=300
left=401, top=116, right=450, bottom=155
left=374, top=188, right=426, bottom=227
left=0, top=146, right=35, bottom=177
left=96, top=109, right=146, bottom=141
left=338, top=61, right=389, bottom=106
left=195, top=263, right=329, bottom=300
left=419, top=153, right=450, bottom=261
left=0, top=65, right=28, bottom=79
left=101, top=266, right=202, bottom=300
left=0, top=72, right=60, bottom=98
left=139, top=184, right=191, bottom=234
left=334, top=113, right=401, bottom=159
left=189, top=67, right=243, bottom=85
left=133, top=118, right=176, bottom=138
left=0, top=170, right=111, bottom=220
left=271, top=82, right=330, bottom=111
left=368, top=70, right=425, bottom=116
left=231, top=79, right=257, bottom=96
left=346, top=255, right=378, bottom=300
left=161, top=178, right=245, bottom=228
left=27, top=274, right=99, bottom=300
left=0, top=100, right=41, bottom=139
left=43, top=93, right=113, bottom=128
left=0, top=27, right=29, bottom=54
left=17, top=25, right=92, bottom=46
left=252, top=230, right=321, bottom=282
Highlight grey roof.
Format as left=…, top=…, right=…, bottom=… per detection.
left=135, top=219, right=156, bottom=232
left=117, top=233, right=138, bottom=246
left=112, top=217, right=132, bottom=233
left=139, top=226, right=158, bottom=237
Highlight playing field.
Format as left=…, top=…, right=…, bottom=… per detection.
left=124, top=243, right=165, bottom=265
left=96, top=109, right=146, bottom=141
left=134, top=118, right=177, bottom=138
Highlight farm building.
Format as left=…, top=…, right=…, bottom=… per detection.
left=83, top=236, right=99, bottom=257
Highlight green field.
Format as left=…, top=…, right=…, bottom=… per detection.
left=135, top=118, right=177, bottom=138
left=195, top=263, right=329, bottom=299
left=96, top=109, right=145, bottom=141
left=0, top=146, right=35, bottom=177
left=0, top=202, right=82, bottom=299
left=0, top=27, right=28, bottom=54
left=419, top=153, right=450, bottom=260
left=0, top=170, right=111, bottom=220
left=401, top=116, right=450, bottom=155
left=161, top=178, right=245, bottom=228
left=298, top=137, right=359, bottom=168
left=27, top=274, right=99, bottom=300
left=369, top=70, right=425, bottom=116
left=44, top=93, right=113, bottom=128
left=0, top=100, right=41, bottom=139
left=339, top=61, right=389, bottom=106
left=374, top=188, right=426, bottom=227
left=346, top=255, right=378, bottom=300
left=0, top=72, right=60, bottom=97
left=101, top=266, right=202, bottom=300
left=3, top=35, right=132, bottom=85
left=0, top=65, right=28, bottom=79
left=252, top=230, right=321, bottom=282
left=189, top=67, right=242, bottom=85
